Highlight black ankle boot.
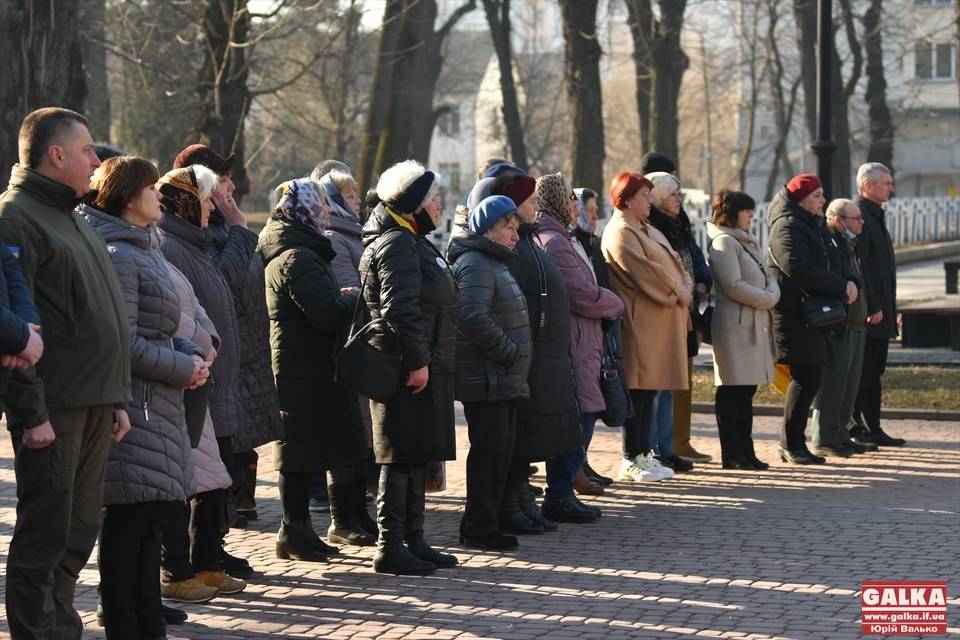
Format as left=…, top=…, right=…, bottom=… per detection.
left=373, top=466, right=436, bottom=575
left=327, top=467, right=375, bottom=546
left=499, top=486, right=543, bottom=535
left=404, top=466, right=458, bottom=568
left=518, top=487, right=557, bottom=532
left=276, top=520, right=330, bottom=562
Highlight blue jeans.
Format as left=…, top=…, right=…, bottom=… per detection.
left=650, top=391, right=675, bottom=458
left=545, top=412, right=595, bottom=499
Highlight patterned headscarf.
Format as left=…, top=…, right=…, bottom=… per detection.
left=316, top=173, right=358, bottom=221
left=275, top=178, right=327, bottom=235
left=158, top=167, right=203, bottom=226
left=536, top=172, right=573, bottom=226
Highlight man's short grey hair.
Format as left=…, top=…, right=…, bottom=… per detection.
left=856, top=162, right=891, bottom=191
left=826, top=198, right=856, bottom=223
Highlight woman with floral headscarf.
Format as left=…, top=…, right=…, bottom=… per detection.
left=534, top=173, right=623, bottom=516
left=257, top=178, right=370, bottom=562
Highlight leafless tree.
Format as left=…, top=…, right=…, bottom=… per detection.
left=863, top=0, right=894, bottom=170
left=481, top=0, right=528, bottom=170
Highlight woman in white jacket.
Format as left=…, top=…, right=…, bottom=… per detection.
left=706, top=190, right=780, bottom=470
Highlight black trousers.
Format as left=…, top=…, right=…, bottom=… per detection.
left=782, top=364, right=823, bottom=451
left=461, top=400, right=518, bottom=537
left=100, top=501, right=172, bottom=640
left=854, top=337, right=889, bottom=430
left=235, top=448, right=259, bottom=511
left=715, top=385, right=758, bottom=462
left=621, top=390, right=657, bottom=459
left=160, top=488, right=226, bottom=579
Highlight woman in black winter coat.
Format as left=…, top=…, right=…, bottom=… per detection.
left=258, top=178, right=371, bottom=561
left=767, top=174, right=860, bottom=465
left=490, top=173, right=588, bottom=529
left=360, top=161, right=458, bottom=575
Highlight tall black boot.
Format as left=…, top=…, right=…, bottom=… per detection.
left=715, top=389, right=748, bottom=467
left=404, top=466, right=458, bottom=568
left=354, top=461, right=378, bottom=537
left=373, top=466, right=436, bottom=575
left=327, top=466, right=375, bottom=546
left=276, top=520, right=329, bottom=562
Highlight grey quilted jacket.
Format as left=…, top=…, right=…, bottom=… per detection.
left=447, top=230, right=532, bottom=402
left=82, top=206, right=198, bottom=505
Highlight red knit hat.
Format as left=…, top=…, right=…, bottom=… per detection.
left=499, top=175, right=536, bottom=208
left=786, top=173, right=822, bottom=202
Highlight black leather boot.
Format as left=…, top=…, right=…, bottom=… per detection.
left=373, top=466, right=436, bottom=575
left=327, top=466, right=375, bottom=546
left=518, top=486, right=557, bottom=532
left=404, top=466, right=458, bottom=568
left=499, top=485, right=543, bottom=535
left=355, top=461, right=378, bottom=537
left=276, top=520, right=330, bottom=562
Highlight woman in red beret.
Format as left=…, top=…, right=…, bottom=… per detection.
left=766, top=174, right=860, bottom=465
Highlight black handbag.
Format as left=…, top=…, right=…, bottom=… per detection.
left=767, top=246, right=847, bottom=329
left=598, top=317, right=632, bottom=428
left=183, top=383, right=210, bottom=448
left=701, top=305, right=714, bottom=345
left=334, top=264, right=402, bottom=403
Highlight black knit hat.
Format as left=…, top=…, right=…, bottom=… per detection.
left=640, top=151, right=677, bottom=175
left=383, top=170, right=436, bottom=215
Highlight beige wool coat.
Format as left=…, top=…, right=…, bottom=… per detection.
left=601, top=212, right=692, bottom=391
left=706, top=222, right=780, bottom=386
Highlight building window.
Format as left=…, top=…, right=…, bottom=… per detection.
left=915, top=40, right=956, bottom=80
left=913, top=0, right=952, bottom=6
left=438, top=162, right=461, bottom=193
left=437, top=106, right=460, bottom=137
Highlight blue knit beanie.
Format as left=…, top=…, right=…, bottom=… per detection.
left=469, top=195, right=519, bottom=235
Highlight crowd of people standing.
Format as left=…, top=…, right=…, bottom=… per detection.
left=0, top=107, right=906, bottom=640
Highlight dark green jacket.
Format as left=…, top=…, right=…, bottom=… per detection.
left=0, top=166, right=131, bottom=429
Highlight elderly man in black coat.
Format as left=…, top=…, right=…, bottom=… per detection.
left=850, top=162, right=906, bottom=447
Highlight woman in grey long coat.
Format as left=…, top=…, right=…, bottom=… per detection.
left=706, top=190, right=779, bottom=469
left=85, top=156, right=208, bottom=639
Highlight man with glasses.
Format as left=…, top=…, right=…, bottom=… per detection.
left=810, top=199, right=877, bottom=457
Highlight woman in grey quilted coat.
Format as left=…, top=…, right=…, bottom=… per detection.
left=85, top=156, right=210, bottom=640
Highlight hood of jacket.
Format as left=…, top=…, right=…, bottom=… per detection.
left=80, top=204, right=159, bottom=251
left=706, top=221, right=758, bottom=249
left=361, top=203, right=410, bottom=247
left=446, top=228, right=516, bottom=264
left=257, top=214, right=336, bottom=264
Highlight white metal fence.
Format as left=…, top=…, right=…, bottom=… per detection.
left=686, top=196, right=960, bottom=252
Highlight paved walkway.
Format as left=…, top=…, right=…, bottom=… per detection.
left=1, top=411, right=958, bottom=639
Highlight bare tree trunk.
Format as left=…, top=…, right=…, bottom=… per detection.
left=333, top=1, right=362, bottom=160
left=0, top=0, right=87, bottom=175
left=482, top=0, right=528, bottom=170
left=195, top=0, right=252, bottom=199
left=624, top=0, right=652, bottom=151
left=558, top=0, right=606, bottom=203
left=764, top=0, right=800, bottom=199
left=650, top=0, right=688, bottom=161
left=80, top=0, right=110, bottom=142
left=735, top=2, right=764, bottom=191
left=359, top=0, right=475, bottom=190
left=863, top=0, right=894, bottom=171
left=793, top=0, right=817, bottom=144
left=357, top=0, right=404, bottom=193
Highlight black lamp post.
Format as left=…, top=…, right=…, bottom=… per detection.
left=810, top=0, right=836, bottom=200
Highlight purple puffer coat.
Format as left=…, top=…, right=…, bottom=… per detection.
left=536, top=213, right=624, bottom=413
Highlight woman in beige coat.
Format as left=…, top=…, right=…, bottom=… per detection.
left=706, top=190, right=780, bottom=470
left=602, top=172, right=692, bottom=483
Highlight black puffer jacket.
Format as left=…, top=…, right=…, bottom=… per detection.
left=208, top=210, right=282, bottom=452
left=447, top=230, right=532, bottom=403
left=766, top=188, right=857, bottom=366
left=359, top=205, right=457, bottom=464
left=258, top=215, right=366, bottom=472
left=511, top=223, right=580, bottom=460
left=855, top=196, right=898, bottom=339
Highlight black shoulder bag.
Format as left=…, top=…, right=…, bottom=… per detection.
left=767, top=246, right=846, bottom=329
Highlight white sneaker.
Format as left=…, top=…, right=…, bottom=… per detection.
left=618, top=457, right=661, bottom=482
left=642, top=453, right=675, bottom=480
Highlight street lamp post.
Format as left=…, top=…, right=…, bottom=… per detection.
left=810, top=0, right=836, bottom=200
